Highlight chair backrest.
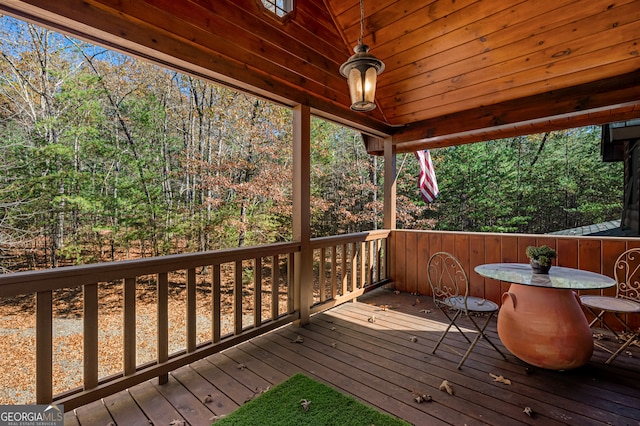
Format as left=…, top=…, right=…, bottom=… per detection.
left=614, top=248, right=640, bottom=302
left=427, top=252, right=469, bottom=304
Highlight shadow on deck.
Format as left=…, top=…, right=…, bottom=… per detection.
left=65, top=288, right=640, bottom=426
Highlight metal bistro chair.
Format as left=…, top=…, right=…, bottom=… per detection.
left=427, top=252, right=506, bottom=369
left=580, top=248, right=640, bottom=364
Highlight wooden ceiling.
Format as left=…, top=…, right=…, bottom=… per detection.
left=1, top=0, right=640, bottom=154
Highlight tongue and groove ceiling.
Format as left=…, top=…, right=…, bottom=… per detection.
left=1, top=0, right=639, bottom=154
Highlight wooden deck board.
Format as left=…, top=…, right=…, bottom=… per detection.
left=102, top=389, right=151, bottom=426
left=152, top=375, right=217, bottom=425
left=313, top=305, right=568, bottom=425
left=170, top=365, right=238, bottom=417
left=127, top=379, right=186, bottom=425
left=253, top=329, right=441, bottom=426
left=65, top=288, right=640, bottom=426
left=327, top=299, right=637, bottom=426
left=189, top=358, right=256, bottom=406
left=221, top=345, right=290, bottom=385
left=73, top=398, right=114, bottom=425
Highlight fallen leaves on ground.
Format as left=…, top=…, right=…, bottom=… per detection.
left=411, top=389, right=432, bottom=403
left=367, top=315, right=376, bottom=323
left=211, top=414, right=227, bottom=422
left=523, top=406, right=534, bottom=417
left=489, top=373, right=512, bottom=385
left=409, top=336, right=418, bottom=343
left=438, top=380, right=454, bottom=395
left=300, top=399, right=312, bottom=411
left=291, top=335, right=304, bottom=343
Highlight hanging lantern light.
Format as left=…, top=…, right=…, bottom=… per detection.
left=339, top=0, right=384, bottom=112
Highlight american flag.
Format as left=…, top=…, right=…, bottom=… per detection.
left=415, top=150, right=439, bottom=203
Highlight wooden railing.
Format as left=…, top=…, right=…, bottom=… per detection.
left=0, top=231, right=390, bottom=409
left=389, top=230, right=640, bottom=329
left=310, top=229, right=391, bottom=313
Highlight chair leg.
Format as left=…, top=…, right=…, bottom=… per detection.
left=432, top=309, right=462, bottom=354
left=456, top=313, right=506, bottom=369
left=471, top=313, right=507, bottom=360
left=605, top=332, right=639, bottom=365
left=586, top=307, right=606, bottom=329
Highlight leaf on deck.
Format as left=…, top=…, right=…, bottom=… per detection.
left=411, top=389, right=432, bottom=403
left=438, top=380, right=454, bottom=395
left=489, top=373, right=512, bottom=385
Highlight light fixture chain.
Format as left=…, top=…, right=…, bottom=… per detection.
left=359, top=0, right=364, bottom=46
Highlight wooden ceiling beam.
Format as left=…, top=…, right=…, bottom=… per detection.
left=390, top=70, right=640, bottom=152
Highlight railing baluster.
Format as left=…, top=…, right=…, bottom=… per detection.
left=254, top=257, right=262, bottom=327
left=320, top=248, right=326, bottom=302
left=187, top=268, right=197, bottom=352
left=123, top=277, right=136, bottom=376
left=36, top=290, right=52, bottom=404
left=212, top=264, right=221, bottom=343
left=341, top=244, right=347, bottom=295
left=368, top=240, right=375, bottom=285
left=331, top=247, right=337, bottom=299
left=351, top=243, right=357, bottom=291
left=272, top=255, right=279, bottom=320
left=234, top=260, right=243, bottom=335
left=288, top=253, right=294, bottom=313
left=377, top=238, right=383, bottom=281
left=361, top=241, right=366, bottom=288
left=83, top=284, right=98, bottom=390
left=157, top=272, right=168, bottom=385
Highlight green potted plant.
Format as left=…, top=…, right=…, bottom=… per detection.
left=525, top=245, right=557, bottom=274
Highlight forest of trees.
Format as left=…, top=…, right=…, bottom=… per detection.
left=0, top=17, right=623, bottom=272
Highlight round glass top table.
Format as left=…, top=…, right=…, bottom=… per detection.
left=474, top=263, right=616, bottom=370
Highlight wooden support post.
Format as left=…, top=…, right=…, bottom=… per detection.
left=293, top=104, right=312, bottom=325
left=384, top=139, right=396, bottom=284
left=384, top=138, right=396, bottom=230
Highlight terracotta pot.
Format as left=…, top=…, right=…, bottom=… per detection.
left=498, top=284, right=593, bottom=370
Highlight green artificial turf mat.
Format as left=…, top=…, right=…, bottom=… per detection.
left=214, top=373, right=410, bottom=425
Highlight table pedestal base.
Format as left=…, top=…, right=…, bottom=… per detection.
left=498, top=284, right=593, bottom=370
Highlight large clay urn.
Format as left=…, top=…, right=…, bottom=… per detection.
left=498, top=284, right=593, bottom=370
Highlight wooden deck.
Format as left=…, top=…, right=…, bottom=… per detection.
left=64, top=288, right=640, bottom=426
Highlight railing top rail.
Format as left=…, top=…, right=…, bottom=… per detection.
left=394, top=228, right=640, bottom=242
left=310, top=229, right=391, bottom=249
left=0, top=241, right=301, bottom=297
